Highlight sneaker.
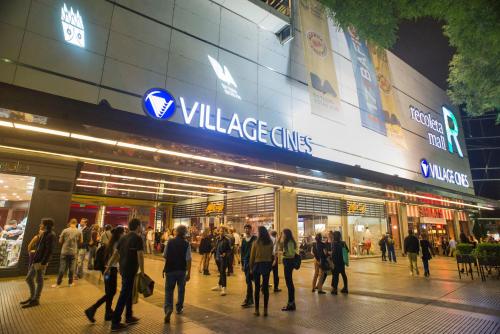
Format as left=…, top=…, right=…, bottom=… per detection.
left=317, top=290, right=326, bottom=294
left=69, top=283, right=74, bottom=287
left=20, top=299, right=32, bottom=305
left=21, top=300, right=39, bottom=308
left=164, top=310, right=172, bottom=324
left=125, top=316, right=140, bottom=325
left=176, top=308, right=183, bottom=315
left=105, top=312, right=113, bottom=321
left=340, top=288, right=348, bottom=294
left=51, top=284, right=60, bottom=288
left=274, top=288, right=282, bottom=293
left=211, top=285, right=221, bottom=291
left=331, top=289, right=338, bottom=295
left=220, top=287, right=227, bottom=296
left=111, top=323, right=128, bottom=332
left=84, top=308, right=96, bottom=323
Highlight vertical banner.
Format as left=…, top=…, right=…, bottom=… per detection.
left=368, top=44, right=408, bottom=149
left=344, top=27, right=387, bottom=135
left=299, top=0, right=341, bottom=122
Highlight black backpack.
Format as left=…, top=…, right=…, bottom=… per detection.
left=93, top=245, right=106, bottom=272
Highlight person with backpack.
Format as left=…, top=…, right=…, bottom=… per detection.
left=249, top=226, right=273, bottom=316
left=162, top=225, right=192, bottom=323
left=84, top=226, right=125, bottom=323
left=331, top=231, right=348, bottom=295
left=52, top=219, right=82, bottom=288
left=420, top=233, right=434, bottom=277
left=280, top=229, right=297, bottom=311
left=211, top=226, right=231, bottom=296
left=240, top=224, right=256, bottom=308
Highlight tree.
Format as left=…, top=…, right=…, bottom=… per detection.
left=319, top=0, right=500, bottom=122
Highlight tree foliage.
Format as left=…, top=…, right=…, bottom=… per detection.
left=319, top=0, right=500, bottom=121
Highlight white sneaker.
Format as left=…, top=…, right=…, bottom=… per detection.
left=211, top=285, right=221, bottom=291
left=69, top=283, right=74, bottom=287
left=51, top=284, right=59, bottom=288
left=220, top=287, right=226, bottom=296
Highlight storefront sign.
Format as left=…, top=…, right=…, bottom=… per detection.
left=141, top=89, right=313, bottom=155
left=410, top=105, right=463, bottom=157
left=347, top=201, right=366, bottom=215
left=61, top=3, right=85, bottom=48
left=420, top=158, right=469, bottom=188
left=205, top=202, right=224, bottom=215
left=0, top=161, right=30, bottom=173
left=207, top=55, right=241, bottom=100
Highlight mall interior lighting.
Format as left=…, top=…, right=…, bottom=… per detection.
left=75, top=184, right=204, bottom=199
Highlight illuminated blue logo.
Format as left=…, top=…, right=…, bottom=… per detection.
left=142, top=88, right=176, bottom=120
left=420, top=159, right=430, bottom=178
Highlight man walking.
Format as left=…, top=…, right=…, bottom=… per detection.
left=76, top=218, right=91, bottom=278
left=52, top=219, right=82, bottom=288
left=163, top=225, right=192, bottom=323
left=270, top=230, right=281, bottom=292
left=404, top=230, right=420, bottom=276
left=448, top=238, right=457, bottom=257
left=212, top=226, right=231, bottom=296
left=20, top=218, right=56, bottom=308
left=240, top=224, right=256, bottom=307
left=105, top=218, right=144, bottom=331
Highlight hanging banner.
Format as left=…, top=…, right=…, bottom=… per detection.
left=344, top=27, right=387, bottom=135
left=298, top=0, right=342, bottom=122
left=368, top=44, right=407, bottom=148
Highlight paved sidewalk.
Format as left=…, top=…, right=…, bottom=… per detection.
left=1, top=254, right=499, bottom=333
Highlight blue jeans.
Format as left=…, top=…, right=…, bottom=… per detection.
left=242, top=260, right=253, bottom=302
left=422, top=258, right=430, bottom=275
left=26, top=264, right=46, bottom=301
left=164, top=270, right=187, bottom=314
left=112, top=274, right=135, bottom=325
left=56, top=254, right=76, bottom=285
left=253, top=262, right=272, bottom=310
left=283, top=258, right=295, bottom=304
left=388, top=247, right=396, bottom=262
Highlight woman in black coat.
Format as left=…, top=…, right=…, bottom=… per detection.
left=420, top=233, right=433, bottom=277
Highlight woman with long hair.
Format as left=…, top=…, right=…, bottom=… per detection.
left=199, top=229, right=212, bottom=275
left=85, top=226, right=125, bottom=322
left=420, top=233, right=433, bottom=277
left=249, top=226, right=274, bottom=316
left=280, top=228, right=297, bottom=311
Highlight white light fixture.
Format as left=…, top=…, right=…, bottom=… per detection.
left=76, top=184, right=203, bottom=199
left=117, top=142, right=158, bottom=152
left=13, top=123, right=70, bottom=137
left=71, top=133, right=117, bottom=145
left=0, top=120, right=13, bottom=128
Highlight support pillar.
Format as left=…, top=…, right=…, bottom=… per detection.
left=453, top=210, right=461, bottom=239
left=96, top=205, right=105, bottom=227
left=341, top=214, right=349, bottom=246
left=275, top=189, right=297, bottom=238
left=398, top=204, right=409, bottom=248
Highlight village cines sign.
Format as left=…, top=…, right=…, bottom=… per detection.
left=142, top=88, right=313, bottom=155
left=420, top=158, right=469, bottom=188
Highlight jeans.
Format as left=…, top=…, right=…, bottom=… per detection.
left=253, top=262, right=271, bottom=310
left=408, top=252, right=419, bottom=274
left=88, top=245, right=97, bottom=270
left=76, top=248, right=87, bottom=278
left=56, top=254, right=76, bottom=285
left=164, top=270, right=187, bottom=314
left=388, top=247, right=397, bottom=262
left=242, top=260, right=253, bottom=302
left=283, top=258, right=295, bottom=304
left=91, top=267, right=117, bottom=315
left=332, top=265, right=347, bottom=290
left=112, top=274, right=135, bottom=325
left=26, top=264, right=46, bottom=301
left=216, top=257, right=228, bottom=287
left=272, top=256, right=279, bottom=289
left=422, top=258, right=430, bottom=275
left=381, top=249, right=387, bottom=261
left=228, top=250, right=234, bottom=274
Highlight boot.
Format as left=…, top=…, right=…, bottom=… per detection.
left=281, top=302, right=295, bottom=311
left=263, top=306, right=268, bottom=317
left=340, top=287, right=348, bottom=294
left=84, top=307, right=96, bottom=323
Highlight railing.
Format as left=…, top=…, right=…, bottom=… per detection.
left=261, top=0, right=291, bottom=17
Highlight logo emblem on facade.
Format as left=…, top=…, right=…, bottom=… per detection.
left=142, top=88, right=176, bottom=120
left=306, top=31, right=327, bottom=57
left=420, top=159, right=430, bottom=178
left=208, top=55, right=241, bottom=100
left=61, top=3, right=85, bottom=48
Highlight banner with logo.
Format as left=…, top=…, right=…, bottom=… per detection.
left=298, top=0, right=341, bottom=122
left=368, top=44, right=407, bottom=149
left=344, top=27, right=387, bottom=135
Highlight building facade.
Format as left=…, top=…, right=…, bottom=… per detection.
left=0, top=0, right=496, bottom=276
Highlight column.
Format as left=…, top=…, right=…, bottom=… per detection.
left=341, top=213, right=349, bottom=245
left=398, top=203, right=408, bottom=248
left=275, top=189, right=297, bottom=238
left=453, top=210, right=460, bottom=239
left=96, top=205, right=105, bottom=227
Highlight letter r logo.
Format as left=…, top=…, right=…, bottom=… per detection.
left=442, top=106, right=463, bottom=158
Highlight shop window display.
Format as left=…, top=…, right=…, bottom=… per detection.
left=0, top=174, right=35, bottom=269
left=348, top=216, right=387, bottom=256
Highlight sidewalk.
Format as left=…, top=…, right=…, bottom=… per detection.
left=1, top=254, right=499, bottom=333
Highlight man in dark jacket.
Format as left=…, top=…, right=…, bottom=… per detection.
left=404, top=230, right=420, bottom=276
left=211, top=226, right=231, bottom=296
left=163, top=225, right=192, bottom=323
left=240, top=224, right=256, bottom=307
left=21, top=218, right=56, bottom=308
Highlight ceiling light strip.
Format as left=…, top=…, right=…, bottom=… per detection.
left=0, top=124, right=494, bottom=210
left=77, top=178, right=218, bottom=195
left=76, top=184, right=204, bottom=198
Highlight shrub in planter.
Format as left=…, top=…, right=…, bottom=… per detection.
left=456, top=243, right=474, bottom=255
left=474, top=243, right=500, bottom=257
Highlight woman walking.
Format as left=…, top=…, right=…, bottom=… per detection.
left=249, top=226, right=274, bottom=316
left=199, top=230, right=212, bottom=275
left=280, top=229, right=297, bottom=311
left=420, top=233, right=433, bottom=277
left=84, top=226, right=125, bottom=322
left=312, top=233, right=328, bottom=294
left=331, top=231, right=348, bottom=295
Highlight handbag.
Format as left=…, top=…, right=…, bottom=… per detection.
left=293, top=253, right=302, bottom=270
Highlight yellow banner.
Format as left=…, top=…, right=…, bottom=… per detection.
left=299, top=0, right=341, bottom=122
left=368, top=44, right=407, bottom=149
